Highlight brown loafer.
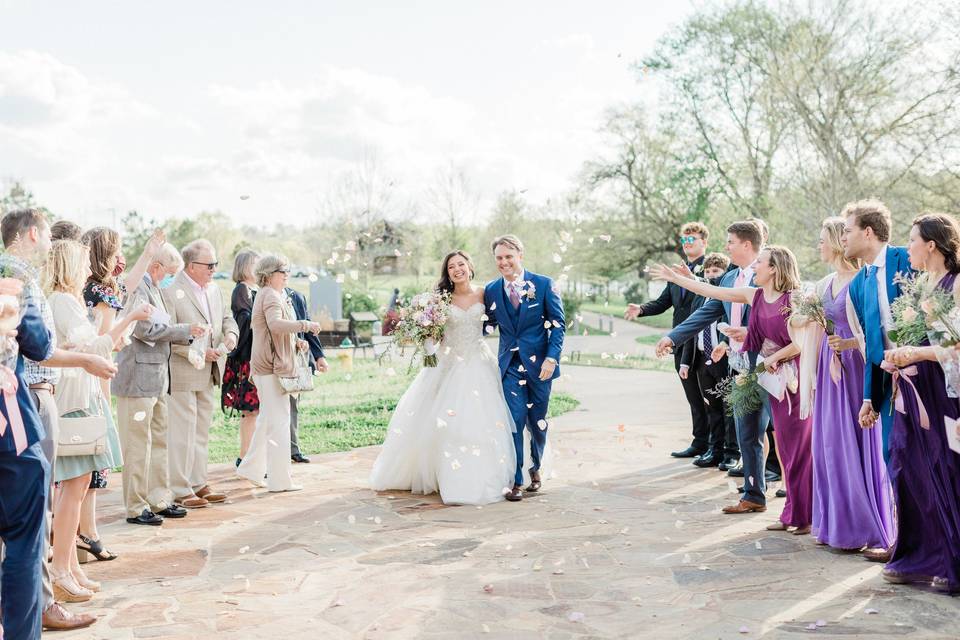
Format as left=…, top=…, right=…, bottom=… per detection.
left=526, top=471, right=541, bottom=493
left=863, top=547, right=891, bottom=563
left=504, top=486, right=523, bottom=502
left=174, top=494, right=209, bottom=509
left=722, top=500, right=766, bottom=514
left=766, top=522, right=788, bottom=531
left=196, top=485, right=226, bottom=503
left=42, top=603, right=96, bottom=631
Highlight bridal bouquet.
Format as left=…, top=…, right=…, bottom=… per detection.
left=393, top=291, right=452, bottom=367
left=889, top=272, right=960, bottom=347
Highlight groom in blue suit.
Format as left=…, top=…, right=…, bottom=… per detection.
left=843, top=200, right=912, bottom=464
left=484, top=235, right=565, bottom=502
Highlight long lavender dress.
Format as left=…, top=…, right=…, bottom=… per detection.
left=744, top=289, right=813, bottom=527
left=887, top=272, right=960, bottom=591
left=811, top=279, right=894, bottom=549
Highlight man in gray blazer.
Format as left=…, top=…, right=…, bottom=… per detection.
left=114, top=243, right=205, bottom=526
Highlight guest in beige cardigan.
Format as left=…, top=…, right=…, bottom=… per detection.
left=162, top=239, right=238, bottom=508
left=237, top=254, right=319, bottom=492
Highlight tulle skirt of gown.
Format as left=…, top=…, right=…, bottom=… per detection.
left=370, top=311, right=518, bottom=505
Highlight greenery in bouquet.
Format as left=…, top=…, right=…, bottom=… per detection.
left=888, top=272, right=960, bottom=346
left=391, top=290, right=452, bottom=367
left=789, top=289, right=834, bottom=334
left=712, top=362, right=768, bottom=418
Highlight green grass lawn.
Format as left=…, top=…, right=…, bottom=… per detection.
left=635, top=334, right=662, bottom=345
left=207, top=358, right=580, bottom=464
left=563, top=352, right=674, bottom=373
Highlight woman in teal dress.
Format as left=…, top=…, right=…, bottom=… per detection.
left=46, top=239, right=151, bottom=602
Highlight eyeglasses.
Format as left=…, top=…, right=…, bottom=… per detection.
left=679, top=235, right=701, bottom=245
left=191, top=261, right=218, bottom=270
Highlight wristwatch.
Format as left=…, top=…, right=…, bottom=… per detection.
left=545, top=357, right=558, bottom=364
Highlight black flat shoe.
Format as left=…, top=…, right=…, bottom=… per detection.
left=291, top=453, right=311, bottom=464
left=124, top=510, right=164, bottom=526
left=693, top=454, right=721, bottom=468
left=157, top=505, right=187, bottom=518
left=235, top=457, right=242, bottom=468
left=775, top=489, right=787, bottom=498
left=718, top=456, right=740, bottom=471
left=671, top=446, right=705, bottom=458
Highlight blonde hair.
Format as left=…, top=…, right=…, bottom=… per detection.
left=822, top=217, right=861, bottom=271
left=155, top=242, right=183, bottom=270
left=254, top=254, right=290, bottom=288
left=680, top=221, right=709, bottom=241
left=232, top=249, right=260, bottom=283
left=45, top=240, right=89, bottom=296
left=763, top=245, right=802, bottom=293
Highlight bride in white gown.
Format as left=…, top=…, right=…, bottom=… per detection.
left=370, top=251, right=517, bottom=505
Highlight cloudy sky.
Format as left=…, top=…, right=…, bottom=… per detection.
left=0, top=1, right=694, bottom=228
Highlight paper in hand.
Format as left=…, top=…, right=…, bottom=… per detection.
left=946, top=416, right=960, bottom=454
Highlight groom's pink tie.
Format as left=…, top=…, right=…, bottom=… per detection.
left=508, top=282, right=521, bottom=309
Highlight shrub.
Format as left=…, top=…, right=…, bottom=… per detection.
left=561, top=293, right=582, bottom=326
left=623, top=281, right=647, bottom=304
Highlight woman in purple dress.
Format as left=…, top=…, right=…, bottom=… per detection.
left=653, top=246, right=814, bottom=533
left=880, top=213, right=960, bottom=593
left=795, top=218, right=894, bottom=552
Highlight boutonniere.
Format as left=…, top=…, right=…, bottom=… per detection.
left=693, top=264, right=704, bottom=275
left=523, top=281, right=537, bottom=301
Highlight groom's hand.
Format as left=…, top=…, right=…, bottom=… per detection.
left=538, top=358, right=557, bottom=381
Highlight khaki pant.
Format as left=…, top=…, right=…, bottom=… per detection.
left=117, top=395, right=172, bottom=517
left=237, top=375, right=293, bottom=491
left=167, top=387, right=215, bottom=499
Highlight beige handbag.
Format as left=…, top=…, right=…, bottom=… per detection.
left=57, top=415, right=108, bottom=457
left=278, top=347, right=315, bottom=395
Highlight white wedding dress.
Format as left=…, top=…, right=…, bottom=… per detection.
left=370, top=302, right=517, bottom=505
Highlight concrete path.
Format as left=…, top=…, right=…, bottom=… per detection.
left=62, top=366, right=957, bottom=639
left=563, top=310, right=662, bottom=359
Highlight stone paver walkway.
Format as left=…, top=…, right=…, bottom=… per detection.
left=62, top=366, right=957, bottom=639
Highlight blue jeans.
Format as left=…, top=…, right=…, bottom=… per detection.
left=0, top=442, right=49, bottom=640
left=736, top=396, right=771, bottom=505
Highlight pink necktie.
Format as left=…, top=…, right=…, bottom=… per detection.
left=509, top=283, right=521, bottom=309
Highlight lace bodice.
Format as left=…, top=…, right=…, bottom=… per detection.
left=441, top=303, right=493, bottom=362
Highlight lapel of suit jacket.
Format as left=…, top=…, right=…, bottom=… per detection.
left=499, top=278, right=518, bottom=333
left=178, top=272, right=212, bottom=323
left=516, top=271, right=532, bottom=330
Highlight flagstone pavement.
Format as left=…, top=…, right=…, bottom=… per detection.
left=61, top=365, right=957, bottom=639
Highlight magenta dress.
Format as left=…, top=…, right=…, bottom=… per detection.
left=811, top=279, right=894, bottom=549
left=886, top=272, right=960, bottom=591
left=744, top=289, right=813, bottom=527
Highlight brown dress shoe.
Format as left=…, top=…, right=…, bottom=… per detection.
left=863, top=547, right=892, bottom=563
left=526, top=471, right=541, bottom=493
left=882, top=568, right=933, bottom=585
left=196, top=485, right=226, bottom=503
left=42, top=603, right=96, bottom=631
left=722, top=500, right=767, bottom=514
left=174, top=494, right=209, bottom=509
left=504, top=486, right=523, bottom=502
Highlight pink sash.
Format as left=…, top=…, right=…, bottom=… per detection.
left=880, top=360, right=930, bottom=430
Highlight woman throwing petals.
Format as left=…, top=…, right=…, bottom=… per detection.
left=652, top=246, right=814, bottom=534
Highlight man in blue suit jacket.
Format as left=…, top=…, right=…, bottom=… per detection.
left=0, top=295, right=54, bottom=640
left=842, top=200, right=912, bottom=464
left=655, top=221, right=772, bottom=513
left=285, top=287, right=328, bottom=463
left=484, top=235, right=564, bottom=502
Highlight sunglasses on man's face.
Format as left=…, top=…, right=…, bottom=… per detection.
left=192, top=261, right=219, bottom=270
left=679, top=235, right=701, bottom=245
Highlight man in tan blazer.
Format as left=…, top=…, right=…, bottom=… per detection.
left=163, top=239, right=239, bottom=508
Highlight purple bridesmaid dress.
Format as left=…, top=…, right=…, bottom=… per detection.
left=811, top=279, right=894, bottom=549
left=886, top=272, right=960, bottom=592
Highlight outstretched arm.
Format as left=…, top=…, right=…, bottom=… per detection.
left=650, top=264, right=754, bottom=305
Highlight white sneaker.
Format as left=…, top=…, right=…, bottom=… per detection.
left=269, top=484, right=303, bottom=493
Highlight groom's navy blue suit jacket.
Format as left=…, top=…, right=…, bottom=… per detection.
left=484, top=271, right=565, bottom=384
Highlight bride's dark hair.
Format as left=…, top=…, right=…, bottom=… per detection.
left=436, top=250, right=475, bottom=294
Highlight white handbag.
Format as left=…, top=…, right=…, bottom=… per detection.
left=57, top=415, right=108, bottom=457
left=278, top=348, right=315, bottom=395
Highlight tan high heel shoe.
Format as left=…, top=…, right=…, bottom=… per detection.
left=72, top=568, right=101, bottom=592
left=51, top=569, right=94, bottom=603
